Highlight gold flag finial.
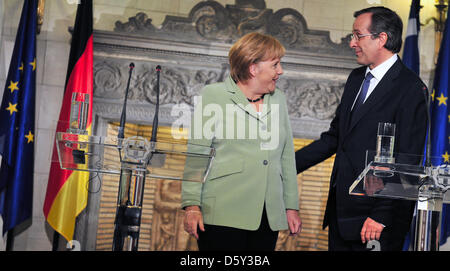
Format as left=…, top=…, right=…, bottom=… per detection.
left=434, top=0, right=448, bottom=63
left=37, top=0, right=45, bottom=34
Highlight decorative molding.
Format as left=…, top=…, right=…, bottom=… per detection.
left=95, top=60, right=225, bottom=105
left=280, top=78, right=345, bottom=120
left=94, top=59, right=345, bottom=122
left=114, top=0, right=353, bottom=56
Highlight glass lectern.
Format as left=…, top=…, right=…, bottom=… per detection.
left=55, top=132, right=215, bottom=251
left=350, top=150, right=450, bottom=251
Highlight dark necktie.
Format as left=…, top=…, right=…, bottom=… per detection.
left=352, top=72, right=373, bottom=113
left=350, top=72, right=373, bottom=127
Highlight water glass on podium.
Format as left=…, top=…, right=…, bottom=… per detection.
left=374, top=122, right=395, bottom=164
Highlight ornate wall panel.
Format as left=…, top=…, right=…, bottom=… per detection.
left=77, top=0, right=358, bottom=250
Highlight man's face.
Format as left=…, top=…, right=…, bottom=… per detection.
left=350, top=13, right=383, bottom=69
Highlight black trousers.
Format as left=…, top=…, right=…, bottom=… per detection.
left=197, top=208, right=279, bottom=251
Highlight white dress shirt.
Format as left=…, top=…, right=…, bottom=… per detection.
left=351, top=54, right=398, bottom=110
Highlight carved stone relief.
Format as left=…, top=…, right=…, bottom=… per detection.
left=94, top=59, right=345, bottom=122
left=279, top=78, right=345, bottom=120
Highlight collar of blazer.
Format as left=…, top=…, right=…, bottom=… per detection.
left=223, top=76, right=277, bottom=121
left=344, top=58, right=403, bottom=136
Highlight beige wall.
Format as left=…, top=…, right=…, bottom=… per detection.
left=0, top=0, right=445, bottom=251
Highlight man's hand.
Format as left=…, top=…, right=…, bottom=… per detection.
left=364, top=175, right=385, bottom=196
left=360, top=217, right=384, bottom=243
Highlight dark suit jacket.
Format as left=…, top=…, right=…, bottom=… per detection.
left=295, top=58, right=427, bottom=242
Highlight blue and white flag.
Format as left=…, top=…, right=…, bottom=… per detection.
left=403, top=0, right=420, bottom=75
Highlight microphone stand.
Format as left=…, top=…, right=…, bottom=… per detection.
left=414, top=85, right=442, bottom=251
left=112, top=63, right=136, bottom=251
left=150, top=65, right=161, bottom=143
left=112, top=64, right=162, bottom=251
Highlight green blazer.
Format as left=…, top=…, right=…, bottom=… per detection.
left=182, top=76, right=298, bottom=231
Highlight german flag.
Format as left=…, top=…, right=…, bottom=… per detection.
left=43, top=0, right=93, bottom=242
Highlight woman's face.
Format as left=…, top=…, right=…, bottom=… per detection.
left=251, top=57, right=283, bottom=94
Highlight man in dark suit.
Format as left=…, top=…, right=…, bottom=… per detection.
left=295, top=6, right=427, bottom=251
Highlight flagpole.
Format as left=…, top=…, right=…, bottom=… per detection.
left=52, top=231, right=59, bottom=251
left=6, top=229, right=14, bottom=251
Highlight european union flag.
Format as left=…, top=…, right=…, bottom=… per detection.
left=0, top=0, right=37, bottom=235
left=403, top=0, right=420, bottom=75
left=430, top=6, right=450, bottom=246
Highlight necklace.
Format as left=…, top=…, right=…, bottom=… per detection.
left=247, top=94, right=265, bottom=103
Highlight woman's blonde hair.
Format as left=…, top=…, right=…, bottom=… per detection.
left=228, top=32, right=285, bottom=82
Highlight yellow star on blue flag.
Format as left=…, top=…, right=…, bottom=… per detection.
left=7, top=81, right=19, bottom=93
left=29, top=58, right=36, bottom=71
left=443, top=151, right=450, bottom=163
left=5, top=102, right=18, bottom=115
left=437, top=93, right=448, bottom=106
left=24, top=131, right=34, bottom=143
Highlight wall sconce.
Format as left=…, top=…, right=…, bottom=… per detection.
left=37, top=0, right=45, bottom=35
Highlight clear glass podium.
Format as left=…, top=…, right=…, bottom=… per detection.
left=55, top=132, right=215, bottom=251
left=55, top=132, right=214, bottom=182
left=350, top=151, right=450, bottom=251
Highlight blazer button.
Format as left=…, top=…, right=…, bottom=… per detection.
left=263, top=160, right=268, bottom=165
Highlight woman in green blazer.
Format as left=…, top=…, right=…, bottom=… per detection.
left=182, top=32, right=301, bottom=251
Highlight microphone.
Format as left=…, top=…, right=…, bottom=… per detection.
left=113, top=63, right=135, bottom=251
left=118, top=63, right=135, bottom=141
left=147, top=65, right=166, bottom=168
left=150, top=65, right=161, bottom=142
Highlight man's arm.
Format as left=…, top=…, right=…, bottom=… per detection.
left=295, top=102, right=342, bottom=173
